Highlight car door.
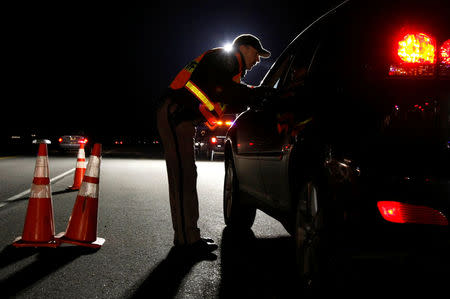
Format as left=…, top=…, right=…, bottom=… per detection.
left=233, top=109, right=267, bottom=201
left=230, top=49, right=296, bottom=207
left=258, top=16, right=326, bottom=211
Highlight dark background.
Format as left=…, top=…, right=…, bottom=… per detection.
left=3, top=0, right=341, bottom=142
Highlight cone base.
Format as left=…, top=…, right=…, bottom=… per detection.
left=67, top=185, right=80, bottom=191
left=12, top=236, right=59, bottom=248
left=55, top=232, right=105, bottom=248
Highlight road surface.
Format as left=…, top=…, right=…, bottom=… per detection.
left=0, top=148, right=448, bottom=298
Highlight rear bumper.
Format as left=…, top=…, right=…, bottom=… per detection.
left=341, top=195, right=449, bottom=261
left=59, top=144, right=81, bottom=151
left=338, top=175, right=449, bottom=259
left=342, top=222, right=449, bottom=257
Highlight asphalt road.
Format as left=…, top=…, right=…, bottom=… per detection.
left=0, top=148, right=297, bottom=298
left=0, top=147, right=448, bottom=298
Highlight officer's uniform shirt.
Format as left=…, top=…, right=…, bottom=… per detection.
left=164, top=48, right=257, bottom=124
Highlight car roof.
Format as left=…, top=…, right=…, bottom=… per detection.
left=262, top=0, right=449, bottom=85
left=276, top=0, right=449, bottom=58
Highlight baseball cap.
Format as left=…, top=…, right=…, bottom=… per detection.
left=232, top=34, right=271, bottom=58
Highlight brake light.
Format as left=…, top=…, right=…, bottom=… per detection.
left=58, top=138, right=63, bottom=143
left=377, top=201, right=448, bottom=226
left=440, top=39, right=450, bottom=65
left=216, top=121, right=223, bottom=126
left=398, top=33, right=436, bottom=64
left=225, top=121, right=233, bottom=126
left=78, top=138, right=88, bottom=144
left=389, top=32, right=437, bottom=77
left=210, top=137, right=217, bottom=144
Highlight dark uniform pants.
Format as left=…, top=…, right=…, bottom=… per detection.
left=156, top=97, right=201, bottom=245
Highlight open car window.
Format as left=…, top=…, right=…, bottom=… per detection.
left=261, top=53, right=293, bottom=89
left=278, top=27, right=323, bottom=92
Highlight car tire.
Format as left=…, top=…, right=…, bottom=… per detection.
left=294, top=180, right=342, bottom=289
left=223, top=157, right=256, bottom=230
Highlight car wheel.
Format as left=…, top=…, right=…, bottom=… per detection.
left=223, top=157, right=256, bottom=229
left=294, top=180, right=341, bottom=289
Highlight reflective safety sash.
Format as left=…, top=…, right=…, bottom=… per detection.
left=185, top=81, right=214, bottom=111
left=184, top=80, right=226, bottom=130
left=277, top=114, right=313, bottom=136
left=169, top=49, right=244, bottom=130
left=199, top=102, right=226, bottom=130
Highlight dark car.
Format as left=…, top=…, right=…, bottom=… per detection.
left=223, top=0, right=449, bottom=287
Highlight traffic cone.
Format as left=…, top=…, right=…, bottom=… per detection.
left=13, top=143, right=58, bottom=248
left=67, top=142, right=86, bottom=190
left=56, top=143, right=105, bottom=248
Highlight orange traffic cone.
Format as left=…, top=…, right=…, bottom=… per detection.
left=67, top=142, right=86, bottom=190
left=56, top=143, right=105, bottom=248
left=13, top=143, right=58, bottom=248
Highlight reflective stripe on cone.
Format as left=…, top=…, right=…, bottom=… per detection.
left=56, top=143, right=105, bottom=248
left=13, top=143, right=58, bottom=248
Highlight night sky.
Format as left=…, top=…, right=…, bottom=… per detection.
left=4, top=0, right=341, bottom=139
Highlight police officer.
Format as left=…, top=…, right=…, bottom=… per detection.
left=157, top=34, right=272, bottom=255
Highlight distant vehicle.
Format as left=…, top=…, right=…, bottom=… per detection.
left=58, top=135, right=88, bottom=152
left=223, top=0, right=449, bottom=288
left=3, top=128, right=40, bottom=146
left=0, top=128, right=51, bottom=154
left=111, top=136, right=155, bottom=145
left=112, top=137, right=125, bottom=145
left=195, top=114, right=236, bottom=160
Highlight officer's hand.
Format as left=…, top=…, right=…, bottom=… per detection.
left=260, top=86, right=281, bottom=109
left=254, top=85, right=278, bottom=100
left=247, top=85, right=278, bottom=110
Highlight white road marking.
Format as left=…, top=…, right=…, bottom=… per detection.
left=3, top=168, right=75, bottom=203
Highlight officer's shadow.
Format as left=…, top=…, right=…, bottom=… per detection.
left=0, top=245, right=97, bottom=297
left=128, top=247, right=217, bottom=298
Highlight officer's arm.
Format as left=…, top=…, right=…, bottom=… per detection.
left=202, top=52, right=272, bottom=108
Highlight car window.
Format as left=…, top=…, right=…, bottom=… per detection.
left=261, top=52, right=293, bottom=89
left=261, top=11, right=332, bottom=91
left=278, top=24, right=323, bottom=91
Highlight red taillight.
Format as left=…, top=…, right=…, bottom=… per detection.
left=216, top=121, right=223, bottom=126
left=58, top=138, right=63, bottom=143
left=440, top=39, right=450, bottom=65
left=398, top=33, right=436, bottom=64
left=377, top=201, right=448, bottom=226
left=389, top=32, right=438, bottom=77
left=225, top=121, right=233, bottom=126
left=78, top=138, right=88, bottom=144
left=210, top=137, right=217, bottom=144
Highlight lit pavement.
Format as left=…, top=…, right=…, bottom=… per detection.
left=0, top=149, right=448, bottom=298
left=0, top=150, right=293, bottom=298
